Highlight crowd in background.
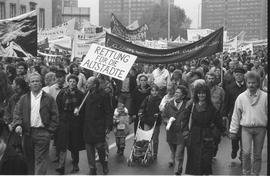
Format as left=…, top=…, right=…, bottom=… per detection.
left=0, top=44, right=268, bottom=175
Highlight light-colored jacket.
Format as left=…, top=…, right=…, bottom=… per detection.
left=229, top=89, right=268, bottom=134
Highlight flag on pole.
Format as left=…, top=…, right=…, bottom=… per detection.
left=0, top=10, right=37, bottom=58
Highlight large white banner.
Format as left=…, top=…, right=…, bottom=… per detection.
left=38, top=18, right=75, bottom=41
left=187, top=29, right=214, bottom=42
left=71, top=31, right=106, bottom=59
left=80, top=44, right=137, bottom=81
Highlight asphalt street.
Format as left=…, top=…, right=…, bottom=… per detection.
left=47, top=124, right=267, bottom=175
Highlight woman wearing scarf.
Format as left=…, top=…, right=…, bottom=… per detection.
left=55, top=74, right=84, bottom=174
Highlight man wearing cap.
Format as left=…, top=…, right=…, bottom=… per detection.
left=222, top=67, right=246, bottom=161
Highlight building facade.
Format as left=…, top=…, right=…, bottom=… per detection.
left=62, top=0, right=90, bottom=30
left=0, top=0, right=52, bottom=29
left=52, top=0, right=62, bottom=27
left=99, top=0, right=167, bottom=27
left=201, top=0, right=267, bottom=40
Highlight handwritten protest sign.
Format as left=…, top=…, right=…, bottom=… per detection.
left=80, top=44, right=137, bottom=81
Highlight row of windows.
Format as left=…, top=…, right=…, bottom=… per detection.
left=0, top=2, right=45, bottom=29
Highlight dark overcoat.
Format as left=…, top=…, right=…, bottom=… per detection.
left=0, top=146, right=28, bottom=175
left=182, top=103, right=225, bottom=175
left=81, top=89, right=113, bottom=144
left=55, top=88, right=85, bottom=152
left=162, top=99, right=187, bottom=144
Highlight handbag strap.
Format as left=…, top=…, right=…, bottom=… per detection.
left=188, top=103, right=195, bottom=131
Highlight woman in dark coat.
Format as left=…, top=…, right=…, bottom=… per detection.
left=0, top=71, right=14, bottom=118
left=138, top=84, right=162, bottom=160
left=162, top=85, right=188, bottom=175
left=182, top=84, right=225, bottom=175
left=55, top=74, right=84, bottom=174
left=4, top=77, right=29, bottom=154
left=130, top=74, right=151, bottom=133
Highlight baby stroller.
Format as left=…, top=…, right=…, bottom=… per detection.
left=127, top=114, right=158, bottom=167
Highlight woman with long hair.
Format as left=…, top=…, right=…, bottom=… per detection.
left=4, top=77, right=29, bottom=153
left=0, top=71, right=14, bottom=119
left=182, top=83, right=225, bottom=175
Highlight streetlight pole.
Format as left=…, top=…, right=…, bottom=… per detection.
left=128, top=0, right=131, bottom=25
left=168, top=1, right=170, bottom=41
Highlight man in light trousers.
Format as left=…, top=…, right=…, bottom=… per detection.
left=229, top=71, right=267, bottom=175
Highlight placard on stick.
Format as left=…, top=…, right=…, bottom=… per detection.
left=80, top=44, right=137, bottom=81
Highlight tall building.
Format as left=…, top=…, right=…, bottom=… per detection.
left=201, top=0, right=267, bottom=40
left=52, top=0, right=62, bottom=27
left=62, top=0, right=90, bottom=29
left=99, top=0, right=167, bottom=27
left=0, top=0, right=52, bottom=29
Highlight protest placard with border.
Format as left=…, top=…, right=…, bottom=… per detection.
left=80, top=44, right=137, bottom=81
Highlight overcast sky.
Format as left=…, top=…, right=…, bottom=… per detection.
left=78, top=0, right=201, bottom=28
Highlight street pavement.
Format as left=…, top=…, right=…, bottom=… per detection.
left=47, top=124, right=267, bottom=175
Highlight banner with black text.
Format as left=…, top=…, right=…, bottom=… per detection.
left=80, top=44, right=137, bottom=81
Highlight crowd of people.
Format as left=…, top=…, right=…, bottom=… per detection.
left=0, top=45, right=268, bottom=175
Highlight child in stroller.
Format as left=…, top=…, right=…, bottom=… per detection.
left=113, top=102, right=130, bottom=155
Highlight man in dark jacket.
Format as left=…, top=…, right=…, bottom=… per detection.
left=222, top=67, right=246, bottom=161
left=81, top=76, right=113, bottom=175
left=10, top=72, right=59, bottom=174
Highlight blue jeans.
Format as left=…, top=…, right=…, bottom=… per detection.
left=241, top=126, right=266, bottom=175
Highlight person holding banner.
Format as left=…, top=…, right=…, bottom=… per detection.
left=79, top=76, right=113, bottom=175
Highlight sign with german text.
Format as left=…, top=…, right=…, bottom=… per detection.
left=80, top=44, right=137, bottom=81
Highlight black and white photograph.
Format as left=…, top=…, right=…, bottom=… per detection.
left=0, top=0, right=268, bottom=175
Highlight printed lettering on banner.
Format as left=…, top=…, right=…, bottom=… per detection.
left=80, top=44, right=137, bottom=81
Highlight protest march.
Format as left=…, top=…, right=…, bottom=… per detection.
left=0, top=6, right=268, bottom=176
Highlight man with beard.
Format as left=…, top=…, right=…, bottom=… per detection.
left=222, top=67, right=246, bottom=162
left=206, top=71, right=225, bottom=157
left=229, top=71, right=267, bottom=175
left=16, top=61, right=28, bottom=82
left=152, top=64, right=170, bottom=97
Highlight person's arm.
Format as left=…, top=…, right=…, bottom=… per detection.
left=229, top=97, right=243, bottom=135
left=10, top=96, right=24, bottom=130
left=48, top=97, right=59, bottom=133
left=4, top=97, right=13, bottom=124
left=103, top=93, right=113, bottom=132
